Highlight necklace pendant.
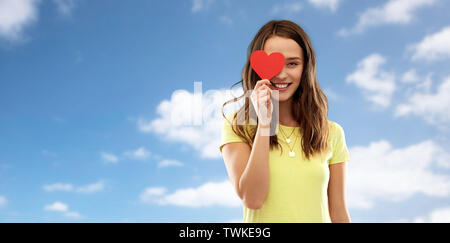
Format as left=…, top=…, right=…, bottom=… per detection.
left=286, top=138, right=291, bottom=144
left=289, top=151, right=295, bottom=157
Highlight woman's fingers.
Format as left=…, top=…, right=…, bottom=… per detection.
left=259, top=94, right=271, bottom=110
left=251, top=79, right=273, bottom=126
left=252, top=80, right=272, bottom=102
left=254, top=79, right=272, bottom=91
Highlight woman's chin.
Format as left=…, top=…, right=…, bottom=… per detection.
left=272, top=94, right=292, bottom=103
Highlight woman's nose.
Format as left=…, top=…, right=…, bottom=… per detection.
left=273, top=67, right=288, bottom=80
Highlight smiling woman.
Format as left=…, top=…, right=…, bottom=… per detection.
left=219, top=20, right=351, bottom=223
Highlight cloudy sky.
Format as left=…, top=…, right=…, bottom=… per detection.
left=0, top=0, right=450, bottom=222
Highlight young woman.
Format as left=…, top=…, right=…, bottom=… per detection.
left=219, top=20, right=351, bottom=223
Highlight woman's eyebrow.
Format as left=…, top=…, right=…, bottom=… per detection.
left=286, top=57, right=301, bottom=60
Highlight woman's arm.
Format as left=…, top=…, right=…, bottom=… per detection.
left=222, top=123, right=271, bottom=210
left=222, top=79, right=273, bottom=210
left=238, top=123, right=271, bottom=209
left=328, top=162, right=351, bottom=223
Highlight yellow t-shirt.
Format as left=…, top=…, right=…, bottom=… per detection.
left=219, top=111, right=351, bottom=223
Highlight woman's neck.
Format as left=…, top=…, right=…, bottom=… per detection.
left=277, top=98, right=300, bottom=127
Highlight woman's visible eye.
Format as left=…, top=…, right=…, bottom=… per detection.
left=288, top=62, right=298, bottom=66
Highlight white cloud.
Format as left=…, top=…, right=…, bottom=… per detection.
left=75, top=180, right=105, bottom=194
left=408, top=26, right=450, bottom=62
left=103, top=147, right=162, bottom=163
left=43, top=183, right=73, bottom=192
left=401, top=69, right=420, bottom=83
left=400, top=71, right=433, bottom=98
left=63, top=211, right=81, bottom=218
left=157, top=159, right=184, bottom=168
left=308, top=0, right=340, bottom=12
left=346, top=53, right=396, bottom=108
left=395, top=75, right=450, bottom=127
left=191, top=0, right=215, bottom=13
left=52, top=0, right=75, bottom=16
left=139, top=138, right=450, bottom=211
left=44, top=201, right=68, bottom=212
left=100, top=152, right=119, bottom=164
left=271, top=2, right=303, bottom=15
left=338, top=0, right=436, bottom=36
left=136, top=85, right=244, bottom=159
left=0, top=0, right=40, bottom=41
left=347, top=139, right=450, bottom=210
left=44, top=201, right=81, bottom=218
left=411, top=207, right=450, bottom=222
left=43, top=180, right=105, bottom=194
left=140, top=187, right=167, bottom=201
left=123, top=147, right=151, bottom=161
left=0, top=195, right=7, bottom=207
left=140, top=180, right=241, bottom=208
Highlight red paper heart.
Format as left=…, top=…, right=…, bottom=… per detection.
left=250, top=50, right=285, bottom=80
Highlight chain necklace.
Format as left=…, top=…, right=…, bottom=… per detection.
left=278, top=125, right=299, bottom=158
left=279, top=125, right=296, bottom=144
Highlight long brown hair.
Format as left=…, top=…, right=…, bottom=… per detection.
left=221, top=19, right=330, bottom=160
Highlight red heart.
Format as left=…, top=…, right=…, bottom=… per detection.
left=250, top=50, right=285, bottom=80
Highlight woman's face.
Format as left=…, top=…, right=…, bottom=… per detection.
left=263, top=36, right=304, bottom=102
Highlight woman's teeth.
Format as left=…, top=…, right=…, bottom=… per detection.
left=274, top=83, right=289, bottom=88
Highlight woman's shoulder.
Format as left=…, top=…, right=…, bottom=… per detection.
left=327, top=120, right=346, bottom=137
left=327, top=120, right=343, bottom=129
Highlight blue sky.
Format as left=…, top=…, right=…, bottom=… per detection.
left=1, top=0, right=450, bottom=222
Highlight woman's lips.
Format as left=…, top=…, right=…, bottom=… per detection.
left=270, top=82, right=291, bottom=91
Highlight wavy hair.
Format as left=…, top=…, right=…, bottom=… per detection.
left=221, top=19, right=330, bottom=160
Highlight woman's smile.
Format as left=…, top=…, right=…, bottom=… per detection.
left=270, top=82, right=292, bottom=91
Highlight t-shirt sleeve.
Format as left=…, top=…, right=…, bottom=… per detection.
left=328, top=122, right=351, bottom=165
left=219, top=114, right=247, bottom=153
